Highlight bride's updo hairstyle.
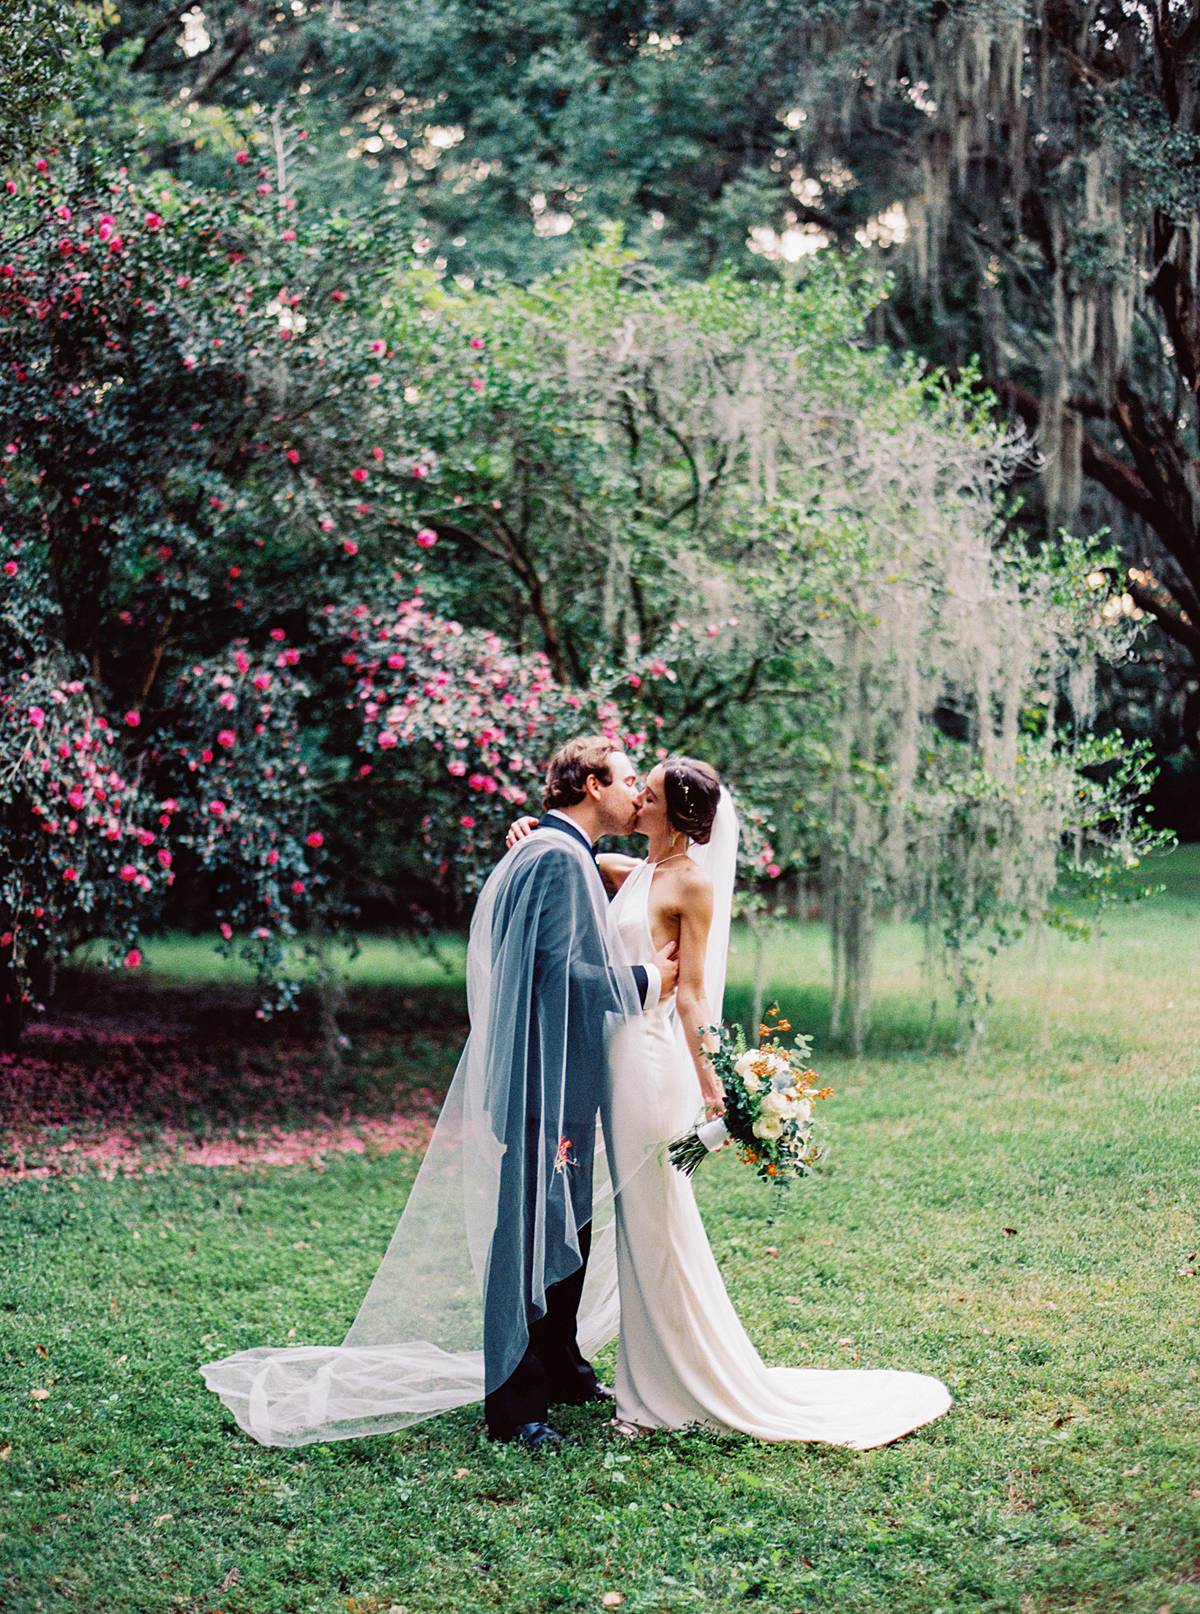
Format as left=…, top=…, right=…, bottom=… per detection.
left=663, top=757, right=722, bottom=846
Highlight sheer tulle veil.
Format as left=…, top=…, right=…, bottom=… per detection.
left=687, top=787, right=739, bottom=1021
left=200, top=791, right=740, bottom=1448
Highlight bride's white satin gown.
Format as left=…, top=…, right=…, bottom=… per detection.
left=606, top=861, right=952, bottom=1448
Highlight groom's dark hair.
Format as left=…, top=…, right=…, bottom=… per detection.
left=543, top=735, right=618, bottom=810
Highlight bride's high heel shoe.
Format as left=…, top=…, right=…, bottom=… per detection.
left=608, top=1416, right=654, bottom=1439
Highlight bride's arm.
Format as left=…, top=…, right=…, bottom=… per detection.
left=504, top=817, right=638, bottom=897
left=673, top=871, right=725, bottom=1118
left=596, top=853, right=638, bottom=896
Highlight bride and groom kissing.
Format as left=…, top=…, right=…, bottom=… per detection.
left=202, top=736, right=951, bottom=1454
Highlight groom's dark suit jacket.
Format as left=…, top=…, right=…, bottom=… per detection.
left=482, top=814, right=650, bottom=1432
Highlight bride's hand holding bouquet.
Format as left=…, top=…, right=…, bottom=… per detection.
left=671, top=1004, right=831, bottom=1185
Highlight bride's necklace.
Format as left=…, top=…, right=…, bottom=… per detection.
left=648, top=848, right=689, bottom=869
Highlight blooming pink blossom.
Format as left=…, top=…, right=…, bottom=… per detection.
left=124, top=948, right=142, bottom=968
left=416, top=528, right=438, bottom=549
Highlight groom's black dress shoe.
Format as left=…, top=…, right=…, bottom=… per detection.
left=493, top=1420, right=566, bottom=1452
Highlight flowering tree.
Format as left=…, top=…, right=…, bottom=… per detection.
left=0, top=144, right=1164, bottom=1053
left=0, top=147, right=429, bottom=1042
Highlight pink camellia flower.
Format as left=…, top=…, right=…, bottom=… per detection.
left=467, top=773, right=486, bottom=791
left=627, top=674, right=642, bottom=689
left=267, top=848, right=279, bottom=867
left=235, top=650, right=250, bottom=672
left=411, top=463, right=428, bottom=480
left=469, top=377, right=484, bottom=393
left=144, top=212, right=163, bottom=231
left=371, top=446, right=384, bottom=461
left=157, top=849, right=171, bottom=868
left=319, top=516, right=334, bottom=532
left=269, top=627, right=285, bottom=640
left=124, top=710, right=140, bottom=727
left=767, top=863, right=782, bottom=879
left=4, top=180, right=15, bottom=194
left=460, top=815, right=476, bottom=829
left=285, top=448, right=300, bottom=464
left=330, top=289, right=346, bottom=303
left=4, top=443, right=17, bottom=455
left=369, top=339, right=386, bottom=354
left=343, top=539, right=359, bottom=556
left=448, top=759, right=466, bottom=777
left=216, top=729, right=236, bottom=749
left=252, top=672, right=271, bottom=691
left=219, top=922, right=233, bottom=940
left=67, top=789, right=86, bottom=809
left=3, top=560, right=17, bottom=576
left=377, top=728, right=397, bottom=749
left=280, top=228, right=296, bottom=241
left=235, top=150, right=250, bottom=164
left=182, top=354, right=197, bottom=370
left=34, top=157, right=49, bottom=173
left=119, top=864, right=137, bottom=881
left=63, top=867, right=78, bottom=881
left=56, top=205, right=71, bottom=222
left=306, top=831, right=324, bottom=848
left=350, top=467, right=368, bottom=483
left=0, top=266, right=13, bottom=280
left=416, top=528, right=438, bottom=549
left=124, top=948, right=142, bottom=968
left=469, top=336, right=485, bottom=350
left=208, top=799, right=226, bottom=816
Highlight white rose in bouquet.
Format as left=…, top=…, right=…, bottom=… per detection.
left=788, top=1098, right=814, bottom=1125
left=761, top=1089, right=792, bottom=1118
left=735, top=1050, right=765, bottom=1093
left=752, top=1112, right=784, bottom=1140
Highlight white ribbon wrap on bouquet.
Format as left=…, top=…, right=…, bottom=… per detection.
left=696, top=1116, right=730, bottom=1152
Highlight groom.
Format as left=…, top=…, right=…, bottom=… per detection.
left=483, top=736, right=677, bottom=1451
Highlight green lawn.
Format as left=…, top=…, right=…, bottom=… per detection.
left=4, top=848, right=1200, bottom=1613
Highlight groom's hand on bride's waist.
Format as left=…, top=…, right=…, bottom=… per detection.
left=653, top=939, right=679, bottom=997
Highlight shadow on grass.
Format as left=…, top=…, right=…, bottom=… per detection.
left=1, top=964, right=466, bottom=1147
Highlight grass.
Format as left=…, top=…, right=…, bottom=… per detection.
left=4, top=847, right=1200, bottom=1614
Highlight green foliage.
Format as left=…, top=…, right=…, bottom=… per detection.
left=0, top=0, right=97, bottom=165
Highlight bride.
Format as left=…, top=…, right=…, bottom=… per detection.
left=511, top=755, right=952, bottom=1447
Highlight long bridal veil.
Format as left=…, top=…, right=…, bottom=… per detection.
left=686, top=788, right=739, bottom=1021
left=200, top=829, right=651, bottom=1447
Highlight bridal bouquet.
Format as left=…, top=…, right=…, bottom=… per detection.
left=669, top=1006, right=831, bottom=1185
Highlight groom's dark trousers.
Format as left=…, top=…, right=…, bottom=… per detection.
left=483, top=814, right=649, bottom=1442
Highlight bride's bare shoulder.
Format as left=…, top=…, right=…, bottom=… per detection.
left=669, top=858, right=713, bottom=913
